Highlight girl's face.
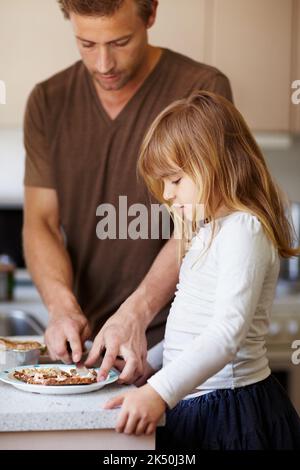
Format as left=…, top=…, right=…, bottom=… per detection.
left=162, top=171, right=202, bottom=221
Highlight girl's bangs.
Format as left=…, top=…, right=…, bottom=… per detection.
left=141, top=122, right=184, bottom=181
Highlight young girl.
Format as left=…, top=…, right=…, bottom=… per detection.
left=103, top=91, right=300, bottom=449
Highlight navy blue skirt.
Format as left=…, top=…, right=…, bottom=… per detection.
left=156, top=375, right=300, bottom=450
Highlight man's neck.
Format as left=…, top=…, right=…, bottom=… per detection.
left=93, top=46, right=162, bottom=120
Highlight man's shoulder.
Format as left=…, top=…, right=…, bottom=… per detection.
left=34, top=60, right=85, bottom=99
left=24, top=61, right=87, bottom=134
left=164, top=48, right=227, bottom=81
left=163, top=49, right=233, bottom=102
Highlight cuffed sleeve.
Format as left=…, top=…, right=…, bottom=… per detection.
left=23, top=84, right=55, bottom=188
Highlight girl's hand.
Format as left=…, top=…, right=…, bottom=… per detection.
left=103, top=383, right=167, bottom=435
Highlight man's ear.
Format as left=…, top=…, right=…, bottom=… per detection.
left=146, top=0, right=159, bottom=29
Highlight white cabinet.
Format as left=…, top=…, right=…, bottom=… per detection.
left=151, top=0, right=298, bottom=132
left=0, top=0, right=299, bottom=132
left=203, top=0, right=294, bottom=132
left=150, top=0, right=207, bottom=62
left=291, top=0, right=300, bottom=133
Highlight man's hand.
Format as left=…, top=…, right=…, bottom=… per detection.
left=103, top=383, right=166, bottom=436
left=113, top=359, right=156, bottom=387
left=85, top=296, right=149, bottom=384
left=45, top=298, right=91, bottom=364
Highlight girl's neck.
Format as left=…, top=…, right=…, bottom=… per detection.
left=207, top=205, right=233, bottom=221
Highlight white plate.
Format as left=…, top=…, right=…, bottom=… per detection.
left=0, top=364, right=119, bottom=395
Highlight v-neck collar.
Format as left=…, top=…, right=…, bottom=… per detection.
left=85, top=48, right=168, bottom=126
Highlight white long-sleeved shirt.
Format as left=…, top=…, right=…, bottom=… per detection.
left=147, top=212, right=280, bottom=409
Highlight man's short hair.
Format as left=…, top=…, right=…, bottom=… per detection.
left=58, top=0, right=154, bottom=24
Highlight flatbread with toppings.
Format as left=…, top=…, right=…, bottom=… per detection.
left=13, top=367, right=97, bottom=386
left=0, top=337, right=45, bottom=351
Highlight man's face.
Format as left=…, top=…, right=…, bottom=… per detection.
left=70, top=0, right=153, bottom=91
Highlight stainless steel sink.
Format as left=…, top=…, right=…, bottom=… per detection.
left=0, top=310, right=45, bottom=336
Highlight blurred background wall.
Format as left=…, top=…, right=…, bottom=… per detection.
left=0, top=0, right=299, bottom=131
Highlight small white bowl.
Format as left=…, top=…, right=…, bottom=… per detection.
left=0, top=345, right=44, bottom=372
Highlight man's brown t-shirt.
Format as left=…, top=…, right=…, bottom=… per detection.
left=24, top=48, right=233, bottom=343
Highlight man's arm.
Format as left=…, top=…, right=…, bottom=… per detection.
left=85, top=235, right=179, bottom=382
left=23, top=187, right=91, bottom=363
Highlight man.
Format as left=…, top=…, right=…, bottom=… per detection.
left=23, top=0, right=233, bottom=384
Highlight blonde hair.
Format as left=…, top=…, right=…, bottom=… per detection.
left=138, top=91, right=300, bottom=261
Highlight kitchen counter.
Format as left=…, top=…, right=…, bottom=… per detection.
left=0, top=329, right=165, bottom=450
left=0, top=379, right=132, bottom=433
left=0, top=372, right=164, bottom=450
left=0, top=276, right=166, bottom=449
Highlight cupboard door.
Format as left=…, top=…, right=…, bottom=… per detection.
left=150, top=0, right=206, bottom=62
left=291, top=0, right=300, bottom=133
left=203, top=0, right=293, bottom=131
